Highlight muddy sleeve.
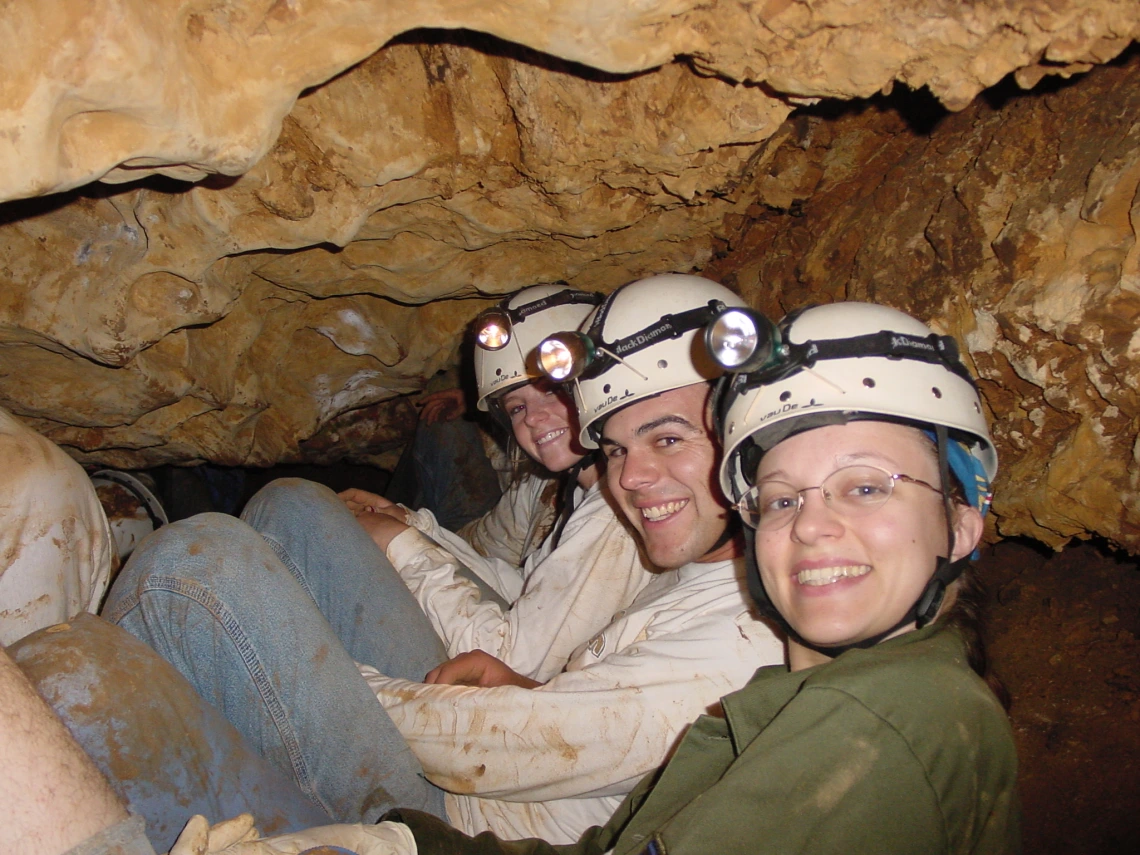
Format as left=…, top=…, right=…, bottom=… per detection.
left=364, top=608, right=768, bottom=801
left=388, top=489, right=650, bottom=682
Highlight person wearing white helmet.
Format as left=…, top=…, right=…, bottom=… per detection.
left=352, top=299, right=1019, bottom=855
left=80, top=282, right=668, bottom=847
left=383, top=284, right=605, bottom=566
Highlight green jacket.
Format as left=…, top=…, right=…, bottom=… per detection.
left=391, top=622, right=1021, bottom=855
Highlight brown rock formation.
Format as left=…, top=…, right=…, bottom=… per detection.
left=706, top=57, right=1140, bottom=551
left=0, top=1, right=1138, bottom=550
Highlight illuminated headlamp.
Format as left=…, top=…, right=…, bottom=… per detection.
left=475, top=309, right=514, bottom=351
left=705, top=308, right=782, bottom=374
left=538, top=331, right=596, bottom=382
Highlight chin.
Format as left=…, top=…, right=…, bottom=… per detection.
left=540, top=448, right=579, bottom=473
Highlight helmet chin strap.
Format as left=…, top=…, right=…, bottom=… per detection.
left=550, top=454, right=598, bottom=548
left=744, top=424, right=969, bottom=659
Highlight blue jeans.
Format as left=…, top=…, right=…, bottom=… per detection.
left=10, top=614, right=330, bottom=854
left=103, top=478, right=450, bottom=825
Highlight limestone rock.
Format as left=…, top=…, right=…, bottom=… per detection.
left=706, top=57, right=1140, bottom=551
left=0, top=1, right=1138, bottom=552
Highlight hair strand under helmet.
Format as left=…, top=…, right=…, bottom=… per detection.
left=714, top=301, right=998, bottom=658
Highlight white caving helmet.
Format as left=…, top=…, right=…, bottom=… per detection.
left=715, top=301, right=997, bottom=509
left=707, top=301, right=998, bottom=653
left=474, top=284, right=603, bottom=413
left=536, top=274, right=746, bottom=448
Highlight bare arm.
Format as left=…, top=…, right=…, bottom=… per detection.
left=0, top=644, right=129, bottom=855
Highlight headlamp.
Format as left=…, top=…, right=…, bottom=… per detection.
left=705, top=308, right=782, bottom=374
left=475, top=309, right=513, bottom=351
left=538, top=331, right=596, bottom=382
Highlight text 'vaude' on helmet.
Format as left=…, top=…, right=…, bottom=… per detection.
left=473, top=284, right=603, bottom=412
left=713, top=301, right=997, bottom=513
left=535, top=274, right=747, bottom=448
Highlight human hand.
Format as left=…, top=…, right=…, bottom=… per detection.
left=355, top=511, right=411, bottom=552
left=338, top=487, right=396, bottom=516
left=168, top=812, right=416, bottom=854
left=424, top=650, right=541, bottom=689
left=417, top=388, right=465, bottom=424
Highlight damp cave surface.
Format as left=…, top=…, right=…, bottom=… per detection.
left=977, top=539, right=1140, bottom=855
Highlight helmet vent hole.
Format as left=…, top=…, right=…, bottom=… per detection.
left=932, top=387, right=943, bottom=399
left=862, top=378, right=875, bottom=388
left=495, top=368, right=503, bottom=377
left=779, top=391, right=791, bottom=402
left=603, top=383, right=611, bottom=394
left=657, top=359, right=668, bottom=370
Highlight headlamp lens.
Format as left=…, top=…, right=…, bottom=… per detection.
left=708, top=309, right=760, bottom=369
left=538, top=332, right=594, bottom=382
left=706, top=308, right=780, bottom=373
left=476, top=310, right=512, bottom=351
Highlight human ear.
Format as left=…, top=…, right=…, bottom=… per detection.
left=950, top=505, right=984, bottom=562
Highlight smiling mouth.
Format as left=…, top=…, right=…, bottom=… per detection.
left=641, top=499, right=688, bottom=522
left=535, top=428, right=567, bottom=446
left=796, top=565, right=872, bottom=587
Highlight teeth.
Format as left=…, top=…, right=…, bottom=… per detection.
left=795, top=565, right=871, bottom=587
left=641, top=500, right=688, bottom=521
left=536, top=428, right=566, bottom=445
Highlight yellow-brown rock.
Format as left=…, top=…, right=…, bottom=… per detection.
left=0, top=1, right=1139, bottom=551
left=706, top=58, right=1140, bottom=551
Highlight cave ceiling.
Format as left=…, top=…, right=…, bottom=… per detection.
left=1, top=0, right=1140, bottom=551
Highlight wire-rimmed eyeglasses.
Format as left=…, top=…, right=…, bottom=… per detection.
left=734, top=464, right=944, bottom=531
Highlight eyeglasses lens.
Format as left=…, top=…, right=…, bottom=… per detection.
left=741, top=466, right=897, bottom=530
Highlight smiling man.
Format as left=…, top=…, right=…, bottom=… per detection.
left=359, top=275, right=784, bottom=842
left=599, top=382, right=737, bottom=570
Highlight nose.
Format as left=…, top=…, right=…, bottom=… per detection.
left=523, top=396, right=553, bottom=427
left=789, top=487, right=843, bottom=543
left=617, top=446, right=658, bottom=493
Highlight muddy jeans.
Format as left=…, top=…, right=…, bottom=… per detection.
left=10, top=615, right=329, bottom=854
left=63, top=816, right=156, bottom=855
left=103, top=479, right=450, bottom=829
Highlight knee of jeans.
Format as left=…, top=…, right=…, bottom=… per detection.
left=244, top=477, right=337, bottom=522
left=9, top=614, right=176, bottom=724
left=109, top=513, right=262, bottom=603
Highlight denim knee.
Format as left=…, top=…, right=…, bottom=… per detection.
left=242, top=478, right=340, bottom=526
left=102, top=514, right=265, bottom=624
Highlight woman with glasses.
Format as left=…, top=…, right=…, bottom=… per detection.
left=374, top=300, right=1020, bottom=855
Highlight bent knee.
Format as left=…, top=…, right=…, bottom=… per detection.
left=243, top=477, right=340, bottom=521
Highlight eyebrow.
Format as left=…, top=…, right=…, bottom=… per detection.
left=758, top=450, right=898, bottom=481
left=599, top=414, right=700, bottom=447
left=635, top=414, right=699, bottom=436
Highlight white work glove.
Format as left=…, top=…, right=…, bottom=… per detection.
left=168, top=813, right=417, bottom=855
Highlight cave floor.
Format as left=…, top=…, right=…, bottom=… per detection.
left=980, top=540, right=1140, bottom=855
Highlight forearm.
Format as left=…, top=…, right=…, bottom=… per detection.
left=387, top=529, right=519, bottom=660
left=0, top=647, right=129, bottom=855
left=368, top=657, right=746, bottom=801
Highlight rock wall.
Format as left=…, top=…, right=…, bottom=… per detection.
left=706, top=56, right=1140, bottom=551
left=0, top=1, right=1139, bottom=548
